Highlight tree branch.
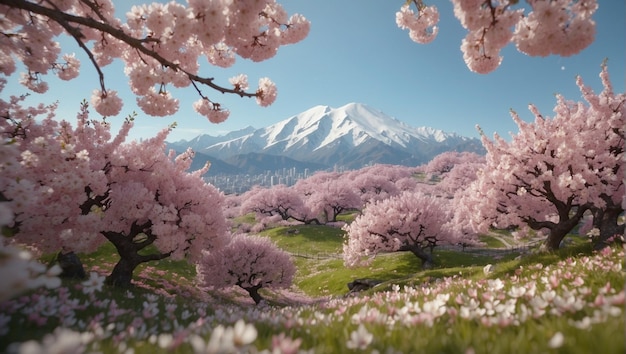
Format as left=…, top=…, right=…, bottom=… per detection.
left=2, top=0, right=260, bottom=98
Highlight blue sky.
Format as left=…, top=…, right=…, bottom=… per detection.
left=3, top=1, right=625, bottom=142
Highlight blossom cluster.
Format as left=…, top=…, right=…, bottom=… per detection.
left=0, top=235, right=62, bottom=302
left=1, top=0, right=309, bottom=120
left=398, top=0, right=598, bottom=73
left=395, top=4, right=439, bottom=44
left=514, top=0, right=597, bottom=57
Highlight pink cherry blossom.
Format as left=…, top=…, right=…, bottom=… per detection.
left=90, top=89, right=123, bottom=117
left=399, top=0, right=598, bottom=73
left=462, top=64, right=623, bottom=250
left=343, top=191, right=458, bottom=268
left=197, top=234, right=296, bottom=304
left=1, top=99, right=229, bottom=287
left=396, top=3, right=439, bottom=44
left=256, top=77, right=277, bottom=107
left=2, top=0, right=309, bottom=119
left=193, top=99, right=230, bottom=123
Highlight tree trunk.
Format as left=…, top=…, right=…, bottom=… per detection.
left=594, top=206, right=625, bottom=251
left=106, top=256, right=141, bottom=287
left=402, top=245, right=434, bottom=269
left=242, top=285, right=264, bottom=305
left=544, top=225, right=572, bottom=251
left=531, top=203, right=588, bottom=252
left=101, top=224, right=172, bottom=288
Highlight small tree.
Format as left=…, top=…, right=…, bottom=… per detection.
left=343, top=191, right=455, bottom=269
left=240, top=185, right=319, bottom=225
left=434, top=160, right=485, bottom=197
left=306, top=178, right=362, bottom=223
left=423, top=151, right=484, bottom=176
left=197, top=234, right=296, bottom=305
left=349, top=168, right=401, bottom=205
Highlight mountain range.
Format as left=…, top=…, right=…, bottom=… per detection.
left=167, top=103, right=485, bottom=175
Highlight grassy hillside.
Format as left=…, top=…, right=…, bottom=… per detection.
left=3, top=223, right=623, bottom=354
left=259, top=224, right=578, bottom=297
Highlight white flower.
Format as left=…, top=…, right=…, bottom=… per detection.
left=232, top=319, right=257, bottom=347
left=346, top=324, right=373, bottom=350
left=190, top=320, right=257, bottom=354
left=483, top=264, right=494, bottom=275
left=15, top=328, right=93, bottom=354
left=548, top=332, right=564, bottom=348
left=81, top=272, right=105, bottom=294
left=507, top=286, right=526, bottom=298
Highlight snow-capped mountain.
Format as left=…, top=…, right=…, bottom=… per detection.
left=169, top=103, right=484, bottom=172
left=169, top=126, right=256, bottom=152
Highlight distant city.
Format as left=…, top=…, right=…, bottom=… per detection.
left=205, top=166, right=349, bottom=195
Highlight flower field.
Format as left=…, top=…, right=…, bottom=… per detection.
left=1, top=238, right=624, bottom=353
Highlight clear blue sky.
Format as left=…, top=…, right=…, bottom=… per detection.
left=3, top=1, right=625, bottom=142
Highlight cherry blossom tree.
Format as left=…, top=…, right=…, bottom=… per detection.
left=574, top=63, right=625, bottom=249
left=397, top=0, right=598, bottom=73
left=1, top=0, right=309, bottom=121
left=433, top=159, right=485, bottom=197
left=223, top=193, right=243, bottom=220
left=346, top=164, right=417, bottom=205
left=423, top=151, right=484, bottom=176
left=343, top=191, right=456, bottom=269
left=1, top=99, right=229, bottom=286
left=463, top=64, right=623, bottom=251
left=240, top=185, right=320, bottom=225
left=305, top=177, right=362, bottom=224
left=197, top=233, right=296, bottom=305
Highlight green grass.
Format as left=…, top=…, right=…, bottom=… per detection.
left=295, top=252, right=422, bottom=296
left=259, top=224, right=539, bottom=297
left=335, top=211, right=358, bottom=223
left=4, top=224, right=624, bottom=354
left=231, top=213, right=257, bottom=228
left=479, top=234, right=506, bottom=248
left=261, top=224, right=345, bottom=255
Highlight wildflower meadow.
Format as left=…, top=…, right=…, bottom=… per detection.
left=1, top=236, right=624, bottom=353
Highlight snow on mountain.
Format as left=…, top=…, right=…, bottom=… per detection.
left=170, top=103, right=484, bottom=169
left=167, top=126, right=256, bottom=152
left=254, top=103, right=455, bottom=151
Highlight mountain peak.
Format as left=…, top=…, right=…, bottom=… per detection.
left=170, top=103, right=484, bottom=170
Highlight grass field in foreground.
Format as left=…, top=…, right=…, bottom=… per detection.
left=2, top=225, right=623, bottom=353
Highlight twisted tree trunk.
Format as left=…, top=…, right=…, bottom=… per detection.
left=102, top=221, right=172, bottom=287
left=400, top=244, right=434, bottom=269
left=593, top=206, right=625, bottom=251
left=242, top=284, right=264, bottom=305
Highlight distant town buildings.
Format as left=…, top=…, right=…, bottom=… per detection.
left=204, top=167, right=312, bottom=195
left=204, top=165, right=353, bottom=194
